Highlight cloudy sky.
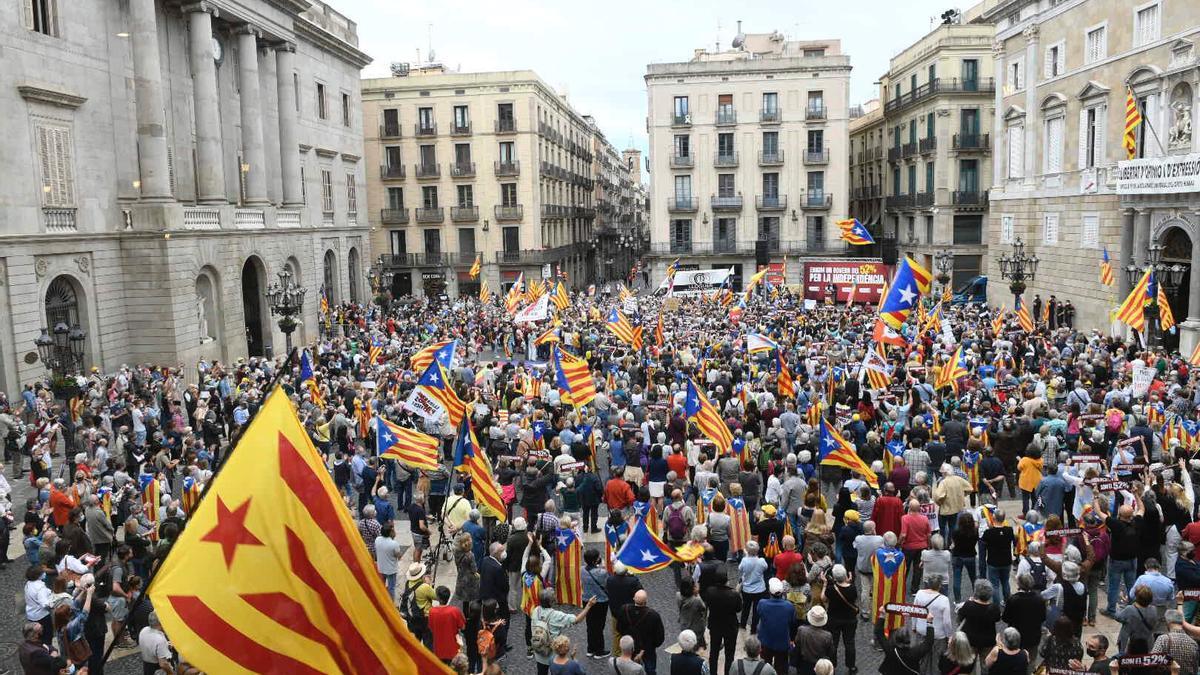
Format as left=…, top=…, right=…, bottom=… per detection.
left=351, top=0, right=969, bottom=158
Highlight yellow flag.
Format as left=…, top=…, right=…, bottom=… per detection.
left=148, top=388, right=449, bottom=675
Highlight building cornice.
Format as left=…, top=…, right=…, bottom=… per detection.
left=18, top=84, right=87, bottom=108
left=293, top=17, right=371, bottom=69
left=266, top=0, right=310, bottom=15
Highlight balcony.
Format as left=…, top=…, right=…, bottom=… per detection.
left=495, top=118, right=517, bottom=134
left=802, top=193, right=832, bottom=209
left=888, top=147, right=903, bottom=162
left=919, top=137, right=937, bottom=154
left=415, top=163, right=440, bottom=179
left=380, top=164, right=406, bottom=180
left=380, top=252, right=452, bottom=268
left=670, top=154, right=694, bottom=169
left=449, top=162, right=476, bottom=178
left=760, top=109, right=782, bottom=124
left=805, top=106, right=827, bottom=121
left=648, top=240, right=815, bottom=256
left=803, top=148, right=830, bottom=165
left=415, top=207, right=444, bottom=223
left=887, top=194, right=913, bottom=209
left=494, top=204, right=524, bottom=221
left=671, top=113, right=692, bottom=127
left=902, top=142, right=918, bottom=158
left=869, top=147, right=882, bottom=160
left=915, top=191, right=934, bottom=207
left=710, top=195, right=744, bottom=212
left=952, top=190, right=988, bottom=207
left=380, top=208, right=409, bottom=224
left=451, top=206, right=479, bottom=222
left=495, top=243, right=590, bottom=265
left=414, top=123, right=437, bottom=137
left=714, top=152, right=738, bottom=168
left=952, top=133, right=990, bottom=151
left=450, top=122, right=472, bottom=136
left=379, top=123, right=401, bottom=139
left=755, top=195, right=787, bottom=211
left=758, top=150, right=785, bottom=166
left=43, top=207, right=77, bottom=232
left=715, top=109, right=737, bottom=126
left=666, top=197, right=699, bottom=212
left=884, top=77, right=996, bottom=114
left=494, top=160, right=520, bottom=176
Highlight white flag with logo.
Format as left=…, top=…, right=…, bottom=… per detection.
left=513, top=294, right=550, bottom=323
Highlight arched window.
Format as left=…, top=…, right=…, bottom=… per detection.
left=348, top=247, right=360, bottom=303
left=323, top=250, right=337, bottom=302
left=45, top=276, right=79, bottom=328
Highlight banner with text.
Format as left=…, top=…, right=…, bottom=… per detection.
left=803, top=261, right=891, bottom=304
left=1116, top=153, right=1200, bottom=195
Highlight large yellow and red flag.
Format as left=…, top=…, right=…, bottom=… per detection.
left=148, top=388, right=450, bottom=674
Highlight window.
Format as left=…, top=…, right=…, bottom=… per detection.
left=35, top=124, right=74, bottom=207
left=1134, top=3, right=1160, bottom=46
left=908, top=120, right=917, bottom=145
left=952, top=255, right=982, bottom=288
left=1043, top=213, right=1059, bottom=245
left=500, top=183, right=518, bottom=206
left=714, top=217, right=735, bottom=245
left=717, top=174, right=736, bottom=198
left=387, top=187, right=404, bottom=209
left=953, top=215, right=983, bottom=245
left=300, top=166, right=307, bottom=204
left=341, top=93, right=351, bottom=126
left=502, top=226, right=520, bottom=252
left=674, top=175, right=693, bottom=200
left=673, top=96, right=690, bottom=118
left=961, top=108, right=980, bottom=136
left=420, top=186, right=439, bottom=210
left=717, top=94, right=733, bottom=114
left=925, top=216, right=934, bottom=244
left=803, top=48, right=825, bottom=57
left=498, top=141, right=515, bottom=163
left=959, top=159, right=979, bottom=192
left=762, top=173, right=779, bottom=198
left=717, top=133, right=734, bottom=158
left=1001, top=215, right=1014, bottom=244
left=759, top=216, right=780, bottom=247
left=320, top=169, right=333, bottom=212
left=910, top=73, right=918, bottom=94
left=926, top=114, right=934, bottom=140
left=925, top=162, right=935, bottom=193
left=1007, top=123, right=1025, bottom=178
left=497, top=102, right=514, bottom=123
left=892, top=168, right=901, bottom=196
left=345, top=173, right=357, bottom=215
left=453, top=105, right=469, bottom=130
left=928, top=63, right=936, bottom=84
left=807, top=129, right=824, bottom=152
left=670, top=219, right=692, bottom=251
left=906, top=165, right=916, bottom=195
left=673, top=134, right=691, bottom=157
left=894, top=84, right=902, bottom=102
left=961, top=60, right=979, bottom=89
left=1008, top=57, right=1024, bottom=92
left=1044, top=115, right=1065, bottom=173
left=389, top=230, right=406, bottom=256
left=454, top=143, right=472, bottom=165
left=457, top=185, right=474, bottom=207
left=1045, top=42, right=1065, bottom=79
left=808, top=171, right=825, bottom=198
left=382, top=108, right=399, bottom=136
left=459, top=228, right=476, bottom=255
left=762, top=131, right=779, bottom=155
left=806, top=216, right=825, bottom=246
left=419, top=144, right=436, bottom=167
left=423, top=229, right=441, bottom=255
left=24, top=0, right=58, bottom=36
left=1085, top=25, right=1106, bottom=64
left=418, top=107, right=434, bottom=132
left=763, top=92, right=778, bottom=114
left=808, top=91, right=824, bottom=112
left=1081, top=214, right=1100, bottom=248
left=1078, top=104, right=1106, bottom=169
left=294, top=73, right=300, bottom=112
left=316, top=83, right=327, bottom=119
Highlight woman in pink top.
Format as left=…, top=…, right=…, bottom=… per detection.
left=899, top=499, right=932, bottom=590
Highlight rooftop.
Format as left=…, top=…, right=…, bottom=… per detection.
left=646, top=26, right=850, bottom=79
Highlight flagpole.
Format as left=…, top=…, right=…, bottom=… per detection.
left=1131, top=87, right=1167, bottom=156
left=99, top=347, right=299, bottom=666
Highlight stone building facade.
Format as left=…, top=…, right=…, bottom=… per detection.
left=879, top=21, right=997, bottom=285
left=983, top=0, right=1200, bottom=350
left=644, top=30, right=852, bottom=288
left=360, top=68, right=599, bottom=298
left=849, top=99, right=887, bottom=240
left=0, top=0, right=371, bottom=394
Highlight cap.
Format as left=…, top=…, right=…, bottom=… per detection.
left=762, top=504, right=777, bottom=517
left=844, top=509, right=860, bottom=522
left=767, top=577, right=784, bottom=595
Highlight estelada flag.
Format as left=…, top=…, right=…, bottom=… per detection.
left=631, top=499, right=660, bottom=535
left=147, top=387, right=450, bottom=674
left=603, top=519, right=628, bottom=574
left=727, top=496, right=751, bottom=554
left=554, top=527, right=583, bottom=606
left=872, top=547, right=908, bottom=634
left=375, top=418, right=440, bottom=471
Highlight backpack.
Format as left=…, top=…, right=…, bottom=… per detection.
left=530, top=607, right=553, bottom=657
left=399, top=583, right=428, bottom=637
left=1024, top=555, right=1048, bottom=591
left=666, top=504, right=688, bottom=541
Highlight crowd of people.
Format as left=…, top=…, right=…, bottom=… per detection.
left=9, top=280, right=1200, bottom=675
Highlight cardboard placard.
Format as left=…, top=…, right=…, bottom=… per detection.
left=1117, top=654, right=1170, bottom=668
left=1071, top=454, right=1102, bottom=463
left=1093, top=480, right=1130, bottom=492
left=1047, top=669, right=1092, bottom=675
left=1079, top=413, right=1105, bottom=422
left=1113, top=464, right=1146, bottom=472
left=558, top=461, right=586, bottom=472
left=1045, top=528, right=1081, bottom=537
left=884, top=603, right=929, bottom=618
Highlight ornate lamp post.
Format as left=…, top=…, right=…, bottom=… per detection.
left=933, top=249, right=954, bottom=298
left=265, top=268, right=306, bottom=355
left=369, top=257, right=394, bottom=310
left=1125, top=244, right=1186, bottom=348
left=34, top=321, right=86, bottom=401
left=997, top=237, right=1040, bottom=306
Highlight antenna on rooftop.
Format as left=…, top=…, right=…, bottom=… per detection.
left=427, top=23, right=436, bottom=63
left=716, top=19, right=721, bottom=52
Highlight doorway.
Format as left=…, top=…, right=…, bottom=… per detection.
left=241, top=257, right=268, bottom=357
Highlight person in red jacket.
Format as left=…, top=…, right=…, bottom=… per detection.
left=427, top=586, right=466, bottom=664
left=872, top=483, right=904, bottom=537
left=604, top=472, right=634, bottom=513
left=48, top=479, right=77, bottom=528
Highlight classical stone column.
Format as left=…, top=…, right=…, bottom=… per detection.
left=129, top=0, right=172, bottom=200
left=236, top=26, right=268, bottom=205
left=991, top=41, right=1006, bottom=188
left=1134, top=209, right=1152, bottom=266
left=275, top=45, right=303, bottom=207
left=186, top=3, right=226, bottom=204
left=1189, top=225, right=1200, bottom=321
left=1022, top=26, right=1040, bottom=182
left=1119, top=208, right=1135, bottom=299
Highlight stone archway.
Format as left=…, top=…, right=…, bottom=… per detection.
left=323, top=249, right=339, bottom=303
left=43, top=274, right=91, bottom=368
left=241, top=256, right=270, bottom=358
left=1157, top=224, right=1192, bottom=353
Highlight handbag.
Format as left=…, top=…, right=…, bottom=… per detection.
left=61, top=629, right=92, bottom=664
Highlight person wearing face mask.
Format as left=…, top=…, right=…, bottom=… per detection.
left=479, top=541, right=510, bottom=656
left=24, top=565, right=55, bottom=648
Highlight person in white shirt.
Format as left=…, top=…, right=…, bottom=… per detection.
left=139, top=611, right=175, bottom=675
left=912, top=573, right=954, bottom=671
left=23, top=566, right=54, bottom=645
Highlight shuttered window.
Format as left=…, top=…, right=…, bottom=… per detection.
left=36, top=124, right=75, bottom=207
left=1081, top=214, right=1099, bottom=248
left=1043, top=213, right=1059, bottom=245
left=1007, top=124, right=1025, bottom=178
left=346, top=173, right=357, bottom=214
left=1085, top=26, right=1106, bottom=64
left=321, top=169, right=333, bottom=212
left=1134, top=4, right=1160, bottom=46
left=1045, top=115, right=1064, bottom=174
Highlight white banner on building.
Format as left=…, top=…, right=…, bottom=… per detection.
left=1116, top=153, right=1200, bottom=195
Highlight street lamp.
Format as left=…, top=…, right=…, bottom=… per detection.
left=265, top=268, right=306, bottom=355
left=933, top=249, right=954, bottom=297
left=997, top=237, right=1039, bottom=305
left=34, top=321, right=86, bottom=400
left=1125, top=244, right=1186, bottom=348
left=368, top=257, right=394, bottom=310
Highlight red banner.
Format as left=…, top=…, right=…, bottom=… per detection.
left=803, top=261, right=891, bottom=304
